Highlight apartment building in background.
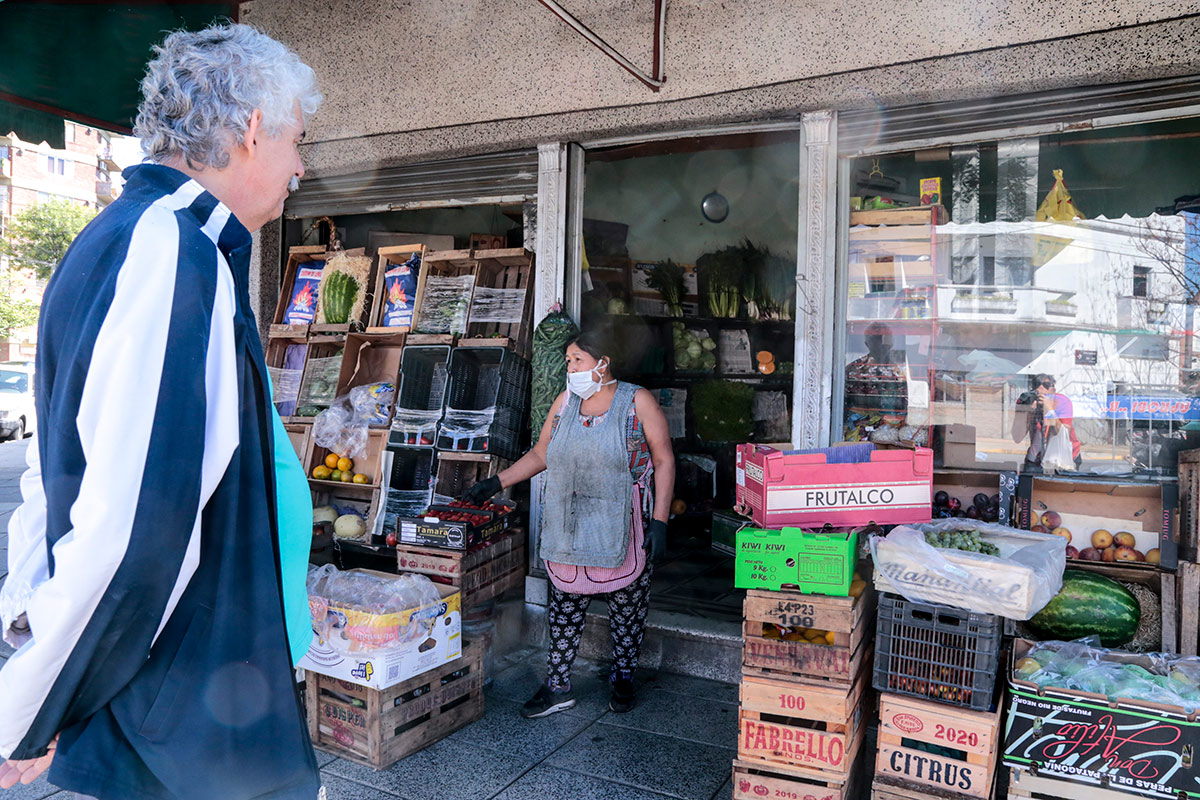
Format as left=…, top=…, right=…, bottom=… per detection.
left=0, top=121, right=126, bottom=361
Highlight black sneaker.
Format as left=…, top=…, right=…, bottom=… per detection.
left=609, top=678, right=636, bottom=713
left=520, top=684, right=576, bottom=718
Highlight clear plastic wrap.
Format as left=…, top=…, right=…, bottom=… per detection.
left=416, top=274, right=474, bottom=335
left=313, top=397, right=368, bottom=459
left=469, top=287, right=526, bottom=324
left=870, top=519, right=1066, bottom=620
left=297, top=355, right=342, bottom=412
left=1016, top=638, right=1200, bottom=710
left=439, top=407, right=497, bottom=446
left=390, top=407, right=443, bottom=444
left=306, top=565, right=443, bottom=655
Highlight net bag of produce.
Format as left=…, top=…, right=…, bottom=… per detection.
left=306, top=565, right=443, bottom=655
left=870, top=519, right=1066, bottom=620
left=530, top=308, right=579, bottom=433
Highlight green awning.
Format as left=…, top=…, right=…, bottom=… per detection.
left=0, top=2, right=238, bottom=147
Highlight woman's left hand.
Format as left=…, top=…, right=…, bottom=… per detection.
left=646, top=519, right=668, bottom=564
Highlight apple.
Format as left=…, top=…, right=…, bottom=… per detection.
left=1114, top=531, right=1136, bottom=548
left=1041, top=510, right=1062, bottom=529
left=1102, top=547, right=1118, bottom=562
left=1091, top=529, right=1113, bottom=549
left=1065, top=545, right=1079, bottom=559
left=1147, top=548, right=1161, bottom=564
left=1051, top=527, right=1072, bottom=543
left=1079, top=547, right=1102, bottom=561
left=1031, top=525, right=1049, bottom=534
left=1115, top=545, right=1140, bottom=562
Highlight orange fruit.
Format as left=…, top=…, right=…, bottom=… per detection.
left=339, top=470, right=354, bottom=483
left=758, top=361, right=776, bottom=375
left=756, top=350, right=774, bottom=364
left=352, top=473, right=368, bottom=484
left=330, top=469, right=342, bottom=482
left=824, top=630, right=837, bottom=645
left=312, top=465, right=332, bottom=480
left=337, top=457, right=353, bottom=473
left=324, top=453, right=339, bottom=469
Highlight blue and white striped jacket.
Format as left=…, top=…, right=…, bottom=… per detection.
left=0, top=165, right=320, bottom=799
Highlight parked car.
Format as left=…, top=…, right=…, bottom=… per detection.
left=0, top=364, right=36, bottom=440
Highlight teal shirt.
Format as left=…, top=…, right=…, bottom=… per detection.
left=269, top=405, right=314, bottom=664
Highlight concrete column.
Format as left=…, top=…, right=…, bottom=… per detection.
left=793, top=110, right=839, bottom=448
left=250, top=217, right=283, bottom=347
left=534, top=142, right=569, bottom=321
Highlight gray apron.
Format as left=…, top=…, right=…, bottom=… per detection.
left=540, top=382, right=639, bottom=568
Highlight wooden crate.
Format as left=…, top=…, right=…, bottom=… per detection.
left=311, top=482, right=383, bottom=547
left=306, top=641, right=483, bottom=770
left=309, top=248, right=376, bottom=335
left=396, top=528, right=527, bottom=609
left=434, top=452, right=512, bottom=499
left=874, top=691, right=1004, bottom=800
left=294, top=334, right=348, bottom=419
left=732, top=749, right=863, bottom=800
left=412, top=249, right=476, bottom=338
left=742, top=584, right=876, bottom=688
left=1179, top=448, right=1200, bottom=561
left=283, top=422, right=310, bottom=463
left=1062, top=561, right=1180, bottom=653
left=457, top=248, right=534, bottom=357
left=307, top=428, right=388, bottom=490
left=265, top=334, right=309, bottom=423
left=367, top=245, right=427, bottom=334
left=1006, top=767, right=1128, bottom=800
left=1177, top=560, right=1200, bottom=655
left=873, top=776, right=998, bottom=800
left=271, top=245, right=326, bottom=337
left=737, top=665, right=868, bottom=780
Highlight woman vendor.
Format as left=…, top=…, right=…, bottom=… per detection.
left=463, top=331, right=675, bottom=717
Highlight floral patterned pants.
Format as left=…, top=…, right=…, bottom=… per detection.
left=545, top=565, right=653, bottom=691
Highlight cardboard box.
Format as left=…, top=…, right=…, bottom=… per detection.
left=735, top=527, right=861, bottom=595
left=334, top=333, right=406, bottom=423
left=735, top=444, right=933, bottom=529
left=1018, top=474, right=1179, bottom=570
left=933, top=424, right=976, bottom=469
left=933, top=469, right=1019, bottom=527
left=298, top=578, right=461, bottom=691
left=1003, top=638, right=1200, bottom=798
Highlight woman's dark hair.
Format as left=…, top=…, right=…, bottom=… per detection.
left=1032, top=374, right=1056, bottom=390
left=565, top=330, right=610, bottom=361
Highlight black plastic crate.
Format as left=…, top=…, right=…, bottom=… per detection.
left=873, top=592, right=1002, bottom=711
left=390, top=346, right=450, bottom=448
left=436, top=348, right=530, bottom=461
left=382, top=448, right=436, bottom=537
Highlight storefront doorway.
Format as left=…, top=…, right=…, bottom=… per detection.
left=575, top=130, right=802, bottom=622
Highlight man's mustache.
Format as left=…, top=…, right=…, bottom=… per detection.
left=288, top=175, right=300, bottom=193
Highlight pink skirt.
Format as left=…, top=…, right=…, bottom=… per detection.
left=545, top=480, right=648, bottom=595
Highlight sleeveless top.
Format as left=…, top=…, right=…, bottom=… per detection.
left=541, top=383, right=653, bottom=593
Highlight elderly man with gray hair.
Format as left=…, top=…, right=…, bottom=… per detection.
left=0, top=23, right=323, bottom=799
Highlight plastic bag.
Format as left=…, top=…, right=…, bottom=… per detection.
left=306, top=565, right=443, bottom=655
left=349, top=382, right=395, bottom=426
left=313, top=396, right=368, bottom=459
left=381, top=252, right=420, bottom=328
left=870, top=519, right=1066, bottom=620
left=1042, top=428, right=1075, bottom=472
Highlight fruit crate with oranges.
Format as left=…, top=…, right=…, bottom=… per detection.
left=873, top=592, right=1002, bottom=711
left=307, top=428, right=388, bottom=490
left=394, top=499, right=516, bottom=551
left=741, top=573, right=876, bottom=689
left=1017, top=473, right=1178, bottom=570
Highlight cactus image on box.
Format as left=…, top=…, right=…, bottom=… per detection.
left=322, top=270, right=360, bottom=324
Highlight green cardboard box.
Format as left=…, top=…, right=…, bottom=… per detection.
left=734, top=527, right=859, bottom=595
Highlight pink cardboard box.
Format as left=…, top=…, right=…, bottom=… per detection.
left=735, top=443, right=934, bottom=529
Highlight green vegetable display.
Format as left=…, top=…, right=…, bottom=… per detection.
left=1027, top=570, right=1141, bottom=648
left=530, top=310, right=579, bottom=433
left=1014, top=640, right=1200, bottom=706
left=696, top=247, right=742, bottom=318
left=671, top=322, right=716, bottom=372
left=322, top=270, right=360, bottom=324
left=690, top=379, right=754, bottom=441
left=922, top=528, right=1001, bottom=556
left=646, top=260, right=685, bottom=317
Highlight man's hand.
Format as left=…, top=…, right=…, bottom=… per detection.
left=0, top=735, right=57, bottom=789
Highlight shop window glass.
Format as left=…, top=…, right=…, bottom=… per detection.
left=841, top=116, right=1200, bottom=476
left=579, top=131, right=800, bottom=514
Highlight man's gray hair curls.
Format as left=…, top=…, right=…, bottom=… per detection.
left=134, top=23, right=321, bottom=170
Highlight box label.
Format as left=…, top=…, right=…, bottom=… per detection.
left=1003, top=689, right=1200, bottom=798
left=765, top=481, right=928, bottom=513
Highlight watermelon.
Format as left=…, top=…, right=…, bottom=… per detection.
left=1027, top=569, right=1140, bottom=647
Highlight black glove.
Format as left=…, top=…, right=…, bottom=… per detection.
left=645, top=519, right=668, bottom=565
left=462, top=475, right=502, bottom=506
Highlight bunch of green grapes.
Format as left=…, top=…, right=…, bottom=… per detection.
left=924, top=529, right=1000, bottom=557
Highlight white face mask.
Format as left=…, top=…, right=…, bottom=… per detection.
left=567, top=359, right=614, bottom=400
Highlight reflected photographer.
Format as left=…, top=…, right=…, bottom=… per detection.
left=1012, top=374, right=1083, bottom=471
